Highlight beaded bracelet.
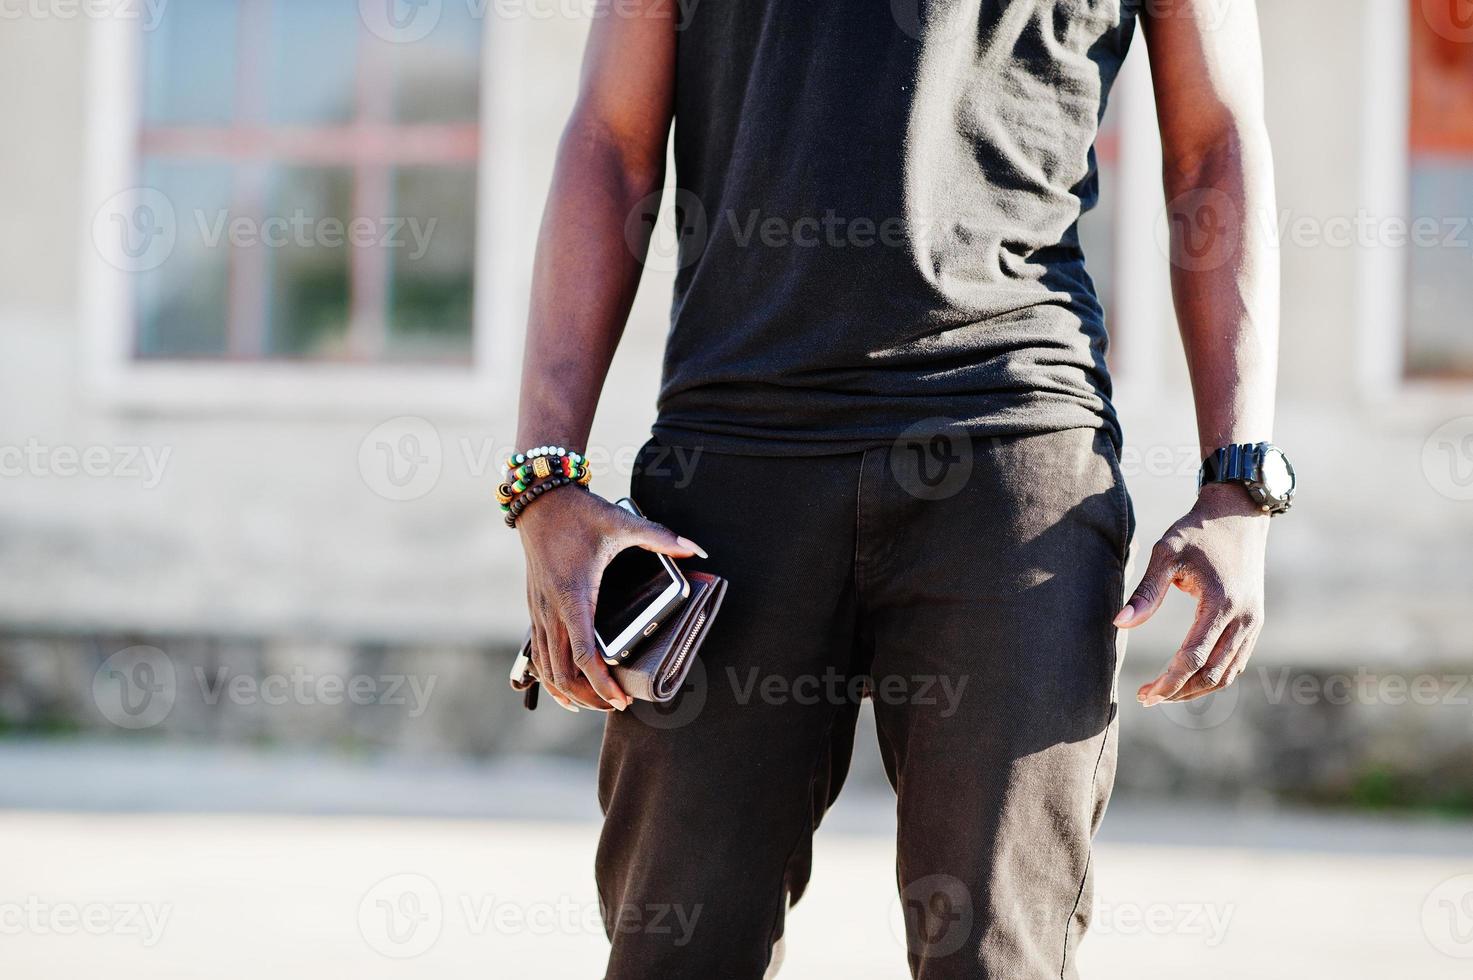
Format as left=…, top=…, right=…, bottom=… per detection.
left=506, top=456, right=591, bottom=489
left=495, top=464, right=591, bottom=504
left=502, top=474, right=580, bottom=528
left=508, top=445, right=570, bottom=462
left=497, top=450, right=592, bottom=504
left=500, top=471, right=572, bottom=513
left=505, top=446, right=588, bottom=474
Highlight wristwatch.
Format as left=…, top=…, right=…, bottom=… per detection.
left=1198, top=442, right=1296, bottom=515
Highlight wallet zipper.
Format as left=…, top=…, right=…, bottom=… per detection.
left=662, top=608, right=708, bottom=685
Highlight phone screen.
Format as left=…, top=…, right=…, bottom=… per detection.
left=595, top=547, right=677, bottom=647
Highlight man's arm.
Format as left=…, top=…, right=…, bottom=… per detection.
left=1117, top=0, right=1279, bottom=705
left=517, top=3, right=675, bottom=455
left=514, top=3, right=702, bottom=713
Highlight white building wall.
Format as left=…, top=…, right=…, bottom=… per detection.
left=0, top=1, right=1466, bottom=671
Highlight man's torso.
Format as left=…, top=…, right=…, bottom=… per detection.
left=654, top=0, right=1140, bottom=454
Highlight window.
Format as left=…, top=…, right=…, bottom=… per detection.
left=135, top=0, right=482, bottom=363
left=1407, top=0, right=1473, bottom=377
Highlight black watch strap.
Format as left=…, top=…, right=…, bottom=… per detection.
left=1199, top=443, right=1264, bottom=487
left=1198, top=441, right=1295, bottom=516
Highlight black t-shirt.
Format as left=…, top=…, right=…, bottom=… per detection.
left=651, top=0, right=1140, bottom=455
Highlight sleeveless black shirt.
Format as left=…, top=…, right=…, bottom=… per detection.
left=652, top=0, right=1140, bottom=453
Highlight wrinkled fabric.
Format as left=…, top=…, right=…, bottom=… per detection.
left=655, top=0, right=1140, bottom=455
left=598, top=426, right=1134, bottom=979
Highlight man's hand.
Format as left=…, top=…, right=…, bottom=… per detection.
left=1116, top=483, right=1269, bottom=706
left=519, top=488, right=704, bottom=713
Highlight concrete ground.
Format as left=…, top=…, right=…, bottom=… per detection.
left=2, top=741, right=1472, bottom=978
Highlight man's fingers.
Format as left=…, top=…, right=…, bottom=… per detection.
left=1115, top=541, right=1179, bottom=628
left=530, top=617, right=551, bottom=684
left=619, top=515, right=707, bottom=560
left=1165, top=621, right=1243, bottom=702
left=527, top=605, right=582, bottom=714
left=543, top=617, right=603, bottom=710
left=547, top=689, right=580, bottom=713
left=1137, top=596, right=1231, bottom=705
left=1174, top=621, right=1261, bottom=703
left=1224, top=626, right=1260, bottom=687
left=564, top=677, right=614, bottom=712
left=565, top=601, right=631, bottom=711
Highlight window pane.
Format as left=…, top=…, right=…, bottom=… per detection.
left=267, top=3, right=361, bottom=126
left=134, top=0, right=482, bottom=365
left=1407, top=0, right=1473, bottom=376
left=1408, top=161, right=1473, bottom=375
left=264, top=166, right=353, bottom=357
left=391, top=4, right=482, bottom=124
left=141, top=0, right=238, bottom=125
left=387, top=166, right=476, bottom=360
left=136, top=161, right=233, bottom=357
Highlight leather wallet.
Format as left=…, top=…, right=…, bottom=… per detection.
left=509, top=569, right=728, bottom=710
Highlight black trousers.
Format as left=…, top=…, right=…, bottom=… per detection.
left=597, top=425, right=1134, bottom=979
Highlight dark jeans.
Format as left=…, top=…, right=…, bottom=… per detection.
left=597, top=425, right=1134, bottom=979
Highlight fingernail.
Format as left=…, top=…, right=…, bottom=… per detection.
left=676, top=537, right=709, bottom=559
left=1142, top=695, right=1163, bottom=708
left=557, top=700, right=579, bottom=714
left=1113, top=605, right=1135, bottom=627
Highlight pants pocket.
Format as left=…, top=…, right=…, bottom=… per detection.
left=1098, top=430, right=1135, bottom=568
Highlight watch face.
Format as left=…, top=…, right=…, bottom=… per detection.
left=1259, top=448, right=1295, bottom=500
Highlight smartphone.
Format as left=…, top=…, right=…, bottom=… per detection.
left=595, top=498, right=690, bottom=665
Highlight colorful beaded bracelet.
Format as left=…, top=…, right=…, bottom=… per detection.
left=503, top=474, right=581, bottom=528
left=495, top=459, right=591, bottom=505
left=505, top=446, right=587, bottom=471
left=498, top=452, right=592, bottom=498
left=508, top=456, right=590, bottom=487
